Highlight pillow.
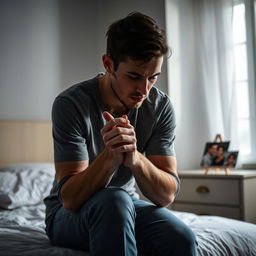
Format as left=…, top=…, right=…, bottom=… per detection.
left=0, top=163, right=55, bottom=209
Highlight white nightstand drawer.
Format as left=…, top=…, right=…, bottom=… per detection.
left=172, top=203, right=241, bottom=220
left=176, top=178, right=240, bottom=205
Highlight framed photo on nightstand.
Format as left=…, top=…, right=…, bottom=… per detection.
left=224, top=151, right=239, bottom=168
left=200, top=141, right=230, bottom=167
left=200, top=134, right=239, bottom=172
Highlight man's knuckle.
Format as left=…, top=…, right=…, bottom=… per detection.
left=116, top=127, right=122, bottom=133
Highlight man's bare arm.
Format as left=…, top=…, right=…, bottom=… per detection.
left=57, top=149, right=117, bottom=212
left=56, top=113, right=130, bottom=212
left=104, top=113, right=178, bottom=207
left=130, top=154, right=178, bottom=207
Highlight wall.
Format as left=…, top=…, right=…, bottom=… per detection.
left=0, top=0, right=61, bottom=120
left=58, top=0, right=101, bottom=89
left=0, top=0, right=167, bottom=121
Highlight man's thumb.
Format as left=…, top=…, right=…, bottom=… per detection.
left=102, top=111, right=114, bottom=121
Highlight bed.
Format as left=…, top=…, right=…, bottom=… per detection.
left=0, top=120, right=256, bottom=256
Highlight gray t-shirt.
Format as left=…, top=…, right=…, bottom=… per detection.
left=44, top=75, right=176, bottom=225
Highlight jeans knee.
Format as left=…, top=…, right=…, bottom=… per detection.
left=182, top=227, right=197, bottom=248
left=89, top=187, right=135, bottom=222
left=174, top=225, right=197, bottom=255
left=100, top=187, right=133, bottom=207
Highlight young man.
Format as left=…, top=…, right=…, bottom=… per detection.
left=44, top=12, right=197, bottom=256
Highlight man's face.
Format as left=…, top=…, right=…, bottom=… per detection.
left=111, top=56, right=163, bottom=109
left=208, top=144, right=218, bottom=155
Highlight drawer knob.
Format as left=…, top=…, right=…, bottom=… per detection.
left=196, top=186, right=210, bottom=193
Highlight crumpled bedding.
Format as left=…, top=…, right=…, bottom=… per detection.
left=0, top=203, right=86, bottom=256
left=0, top=203, right=256, bottom=256
left=0, top=163, right=54, bottom=209
left=171, top=211, right=256, bottom=256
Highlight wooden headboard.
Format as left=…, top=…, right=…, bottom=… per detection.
left=0, top=120, right=53, bottom=167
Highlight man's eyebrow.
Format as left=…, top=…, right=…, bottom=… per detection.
left=127, top=71, right=142, bottom=77
left=126, top=71, right=161, bottom=77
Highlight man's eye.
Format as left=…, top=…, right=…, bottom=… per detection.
left=129, top=76, right=140, bottom=80
left=149, top=75, right=158, bottom=81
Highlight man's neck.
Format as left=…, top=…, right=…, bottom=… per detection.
left=98, top=74, right=128, bottom=116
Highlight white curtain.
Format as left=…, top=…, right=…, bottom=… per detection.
left=194, top=0, right=239, bottom=148
left=165, top=0, right=239, bottom=169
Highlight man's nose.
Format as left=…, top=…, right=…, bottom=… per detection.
left=137, top=79, right=149, bottom=95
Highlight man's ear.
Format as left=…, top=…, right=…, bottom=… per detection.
left=102, top=54, right=114, bottom=74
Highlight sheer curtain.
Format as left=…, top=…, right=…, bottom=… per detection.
left=194, top=0, right=238, bottom=147
left=165, top=0, right=239, bottom=169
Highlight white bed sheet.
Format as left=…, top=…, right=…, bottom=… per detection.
left=171, top=211, right=256, bottom=256
left=0, top=204, right=86, bottom=256
left=0, top=203, right=256, bottom=256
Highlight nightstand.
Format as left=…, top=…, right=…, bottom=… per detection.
left=171, top=170, right=256, bottom=223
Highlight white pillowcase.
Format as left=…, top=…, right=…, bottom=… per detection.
left=0, top=163, right=55, bottom=209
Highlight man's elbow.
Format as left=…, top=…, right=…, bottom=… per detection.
left=157, top=193, right=175, bottom=208
left=62, top=200, right=78, bottom=213
left=61, top=191, right=79, bottom=212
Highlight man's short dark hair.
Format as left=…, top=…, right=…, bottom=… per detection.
left=106, top=12, right=169, bottom=70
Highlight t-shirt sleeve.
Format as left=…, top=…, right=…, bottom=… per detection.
left=145, top=98, right=176, bottom=156
left=52, top=96, right=89, bottom=162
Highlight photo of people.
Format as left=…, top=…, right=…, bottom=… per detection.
left=212, top=145, right=226, bottom=166
left=224, top=151, right=239, bottom=168
left=200, top=141, right=230, bottom=167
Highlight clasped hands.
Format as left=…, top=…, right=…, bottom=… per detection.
left=101, top=111, right=138, bottom=168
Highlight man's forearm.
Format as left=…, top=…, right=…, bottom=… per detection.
left=60, top=113, right=128, bottom=212
left=61, top=149, right=118, bottom=212
left=130, top=152, right=177, bottom=207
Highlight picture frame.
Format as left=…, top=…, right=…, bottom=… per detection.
left=224, top=151, right=239, bottom=168
left=200, top=134, right=239, bottom=175
left=200, top=141, right=230, bottom=167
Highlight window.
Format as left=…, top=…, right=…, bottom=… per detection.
left=233, top=0, right=256, bottom=164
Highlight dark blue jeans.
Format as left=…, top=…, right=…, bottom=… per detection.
left=47, top=187, right=197, bottom=256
